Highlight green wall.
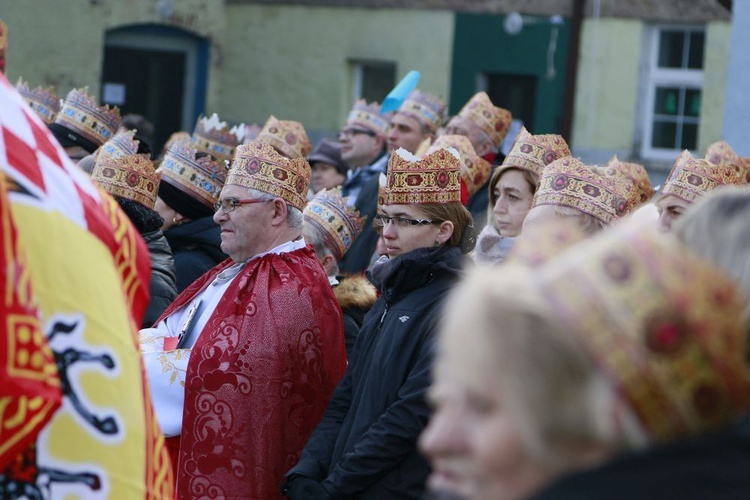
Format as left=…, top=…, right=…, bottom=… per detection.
left=699, top=21, right=731, bottom=151
left=450, top=12, right=570, bottom=134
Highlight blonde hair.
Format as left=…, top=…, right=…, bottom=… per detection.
left=438, top=266, right=647, bottom=466
left=673, top=186, right=750, bottom=323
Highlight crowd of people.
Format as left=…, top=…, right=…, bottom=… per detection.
left=4, top=68, right=750, bottom=500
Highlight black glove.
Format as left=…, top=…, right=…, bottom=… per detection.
left=282, top=475, right=331, bottom=500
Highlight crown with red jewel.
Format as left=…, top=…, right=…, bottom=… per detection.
left=398, top=89, right=447, bottom=134
left=97, top=128, right=140, bottom=162
left=159, top=139, right=227, bottom=208
left=228, top=140, right=311, bottom=211
left=662, top=146, right=745, bottom=204
left=500, top=127, right=571, bottom=179
left=304, top=187, right=365, bottom=261
left=384, top=147, right=461, bottom=205
left=256, top=115, right=311, bottom=159
left=602, top=156, right=655, bottom=207
left=54, top=87, right=121, bottom=148
left=457, top=92, right=513, bottom=149
left=91, top=153, right=161, bottom=209
left=428, top=134, right=490, bottom=200
left=15, top=78, right=60, bottom=124
left=191, top=113, right=245, bottom=163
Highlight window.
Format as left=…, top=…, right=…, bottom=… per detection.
left=641, top=26, right=705, bottom=160
left=351, top=61, right=396, bottom=104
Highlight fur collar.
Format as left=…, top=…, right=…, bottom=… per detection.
left=333, top=274, right=378, bottom=311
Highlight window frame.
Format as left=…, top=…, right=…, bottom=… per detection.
left=640, top=24, right=705, bottom=162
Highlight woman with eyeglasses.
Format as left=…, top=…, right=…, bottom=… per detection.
left=154, top=141, right=228, bottom=292
left=284, top=147, right=475, bottom=499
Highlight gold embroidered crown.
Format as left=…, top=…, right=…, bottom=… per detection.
left=500, top=127, right=571, bottom=178
left=304, top=187, right=365, bottom=261
left=602, top=156, right=655, bottom=207
left=91, top=153, right=161, bottom=209
left=15, top=78, right=60, bottom=124
left=256, top=115, right=311, bottom=159
left=191, top=113, right=245, bottom=163
left=662, top=148, right=744, bottom=204
left=54, top=87, right=121, bottom=147
left=534, top=157, right=634, bottom=225
left=398, top=89, right=447, bottom=133
left=384, top=147, right=461, bottom=205
left=97, top=128, right=140, bottom=162
left=428, top=135, right=490, bottom=201
left=535, top=222, right=750, bottom=441
left=228, top=140, right=311, bottom=211
left=457, top=92, right=513, bottom=149
left=346, top=99, right=389, bottom=136
left=159, top=139, right=227, bottom=208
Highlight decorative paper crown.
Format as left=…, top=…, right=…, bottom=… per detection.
left=256, top=115, right=311, bottom=159
left=304, top=187, right=365, bottom=261
left=662, top=148, right=744, bottom=204
left=535, top=222, right=750, bottom=441
left=500, top=127, right=571, bottom=178
left=346, top=99, right=389, bottom=136
left=428, top=135, right=490, bottom=202
left=163, top=131, right=191, bottom=155
left=97, top=128, right=140, bottom=162
left=384, top=147, right=461, bottom=205
left=91, top=153, right=161, bottom=209
left=398, top=89, right=447, bottom=133
left=228, top=140, right=311, bottom=211
left=54, top=87, right=121, bottom=148
left=703, top=141, right=748, bottom=184
left=534, top=157, right=634, bottom=225
left=458, top=92, right=513, bottom=149
left=243, top=123, right=262, bottom=144
left=15, top=78, right=60, bottom=124
left=603, top=156, right=655, bottom=207
left=159, top=139, right=227, bottom=208
left=191, top=113, right=245, bottom=163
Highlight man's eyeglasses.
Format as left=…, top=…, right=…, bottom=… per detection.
left=373, top=213, right=440, bottom=229
left=214, top=198, right=270, bottom=213
left=338, top=128, right=376, bottom=139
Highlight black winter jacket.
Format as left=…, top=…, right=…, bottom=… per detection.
left=287, top=245, right=465, bottom=499
left=142, top=230, right=178, bottom=328
left=163, top=216, right=227, bottom=293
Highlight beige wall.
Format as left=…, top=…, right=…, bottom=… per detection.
left=221, top=4, right=454, bottom=136
left=3, top=0, right=226, bottom=112
left=699, top=21, right=731, bottom=151
left=571, top=18, right=642, bottom=157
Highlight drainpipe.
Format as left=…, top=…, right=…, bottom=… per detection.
left=560, top=0, right=585, bottom=142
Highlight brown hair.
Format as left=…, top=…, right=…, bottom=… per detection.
left=419, top=202, right=476, bottom=253
left=487, top=167, right=540, bottom=227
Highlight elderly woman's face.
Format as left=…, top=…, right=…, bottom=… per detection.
left=420, top=339, right=551, bottom=500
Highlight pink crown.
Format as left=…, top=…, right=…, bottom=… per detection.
left=91, top=153, right=161, bottom=209
left=662, top=149, right=745, bottom=204
left=500, top=127, right=571, bottom=179
left=458, top=92, right=513, bottom=149
left=54, top=87, right=121, bottom=147
left=15, top=78, right=60, bottom=124
left=191, top=113, right=245, bottom=162
left=399, top=89, right=447, bottom=133
left=256, top=115, right=311, bottom=159
left=384, top=147, right=461, bottom=205
left=602, top=156, right=654, bottom=207
left=428, top=135, right=490, bottom=200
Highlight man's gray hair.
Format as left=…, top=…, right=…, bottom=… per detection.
left=246, top=188, right=303, bottom=230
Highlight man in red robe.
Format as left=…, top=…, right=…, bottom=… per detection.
left=140, top=139, right=347, bottom=499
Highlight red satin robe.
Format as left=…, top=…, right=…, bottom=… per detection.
left=156, top=246, right=346, bottom=499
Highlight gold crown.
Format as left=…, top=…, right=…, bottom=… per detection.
left=602, top=156, right=655, bottom=207
left=162, top=131, right=191, bottom=155
left=428, top=135, right=490, bottom=200
left=500, top=127, right=571, bottom=178
left=228, top=140, right=311, bottom=211
left=54, top=87, right=121, bottom=147
left=535, top=222, right=750, bottom=441
left=97, top=128, right=140, bottom=162
left=534, top=157, right=634, bottom=225
left=457, top=92, right=513, bottom=149
left=159, top=139, right=227, bottom=208
left=384, top=147, right=461, bottom=205
left=15, top=78, right=60, bottom=124
left=191, top=113, right=245, bottom=163
left=662, top=149, right=745, bottom=204
left=398, top=89, right=447, bottom=133
left=256, top=115, right=311, bottom=159
left=346, top=99, right=389, bottom=136
left=304, top=187, right=365, bottom=261
left=91, top=153, right=160, bottom=209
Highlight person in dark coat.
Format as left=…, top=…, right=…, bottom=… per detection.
left=90, top=150, right=178, bottom=328
left=284, top=147, right=475, bottom=499
left=153, top=141, right=228, bottom=292
left=302, top=187, right=377, bottom=359
left=419, top=220, right=750, bottom=500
